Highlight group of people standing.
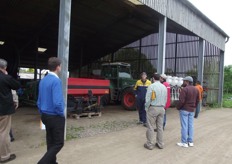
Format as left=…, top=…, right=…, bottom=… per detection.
left=134, top=72, right=203, bottom=150
left=0, top=56, right=204, bottom=163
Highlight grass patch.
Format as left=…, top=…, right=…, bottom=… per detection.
left=223, top=93, right=232, bottom=108
left=66, top=119, right=138, bottom=141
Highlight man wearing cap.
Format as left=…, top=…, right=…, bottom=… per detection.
left=144, top=73, right=167, bottom=150
left=176, top=76, right=199, bottom=148
left=0, top=58, right=20, bottom=163
left=134, top=72, right=151, bottom=127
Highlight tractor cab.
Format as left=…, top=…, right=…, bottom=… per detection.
left=101, top=62, right=136, bottom=110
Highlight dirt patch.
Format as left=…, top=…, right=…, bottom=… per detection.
left=9, top=106, right=232, bottom=164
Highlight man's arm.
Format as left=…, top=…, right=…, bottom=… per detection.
left=134, top=81, right=139, bottom=96
left=177, top=88, right=186, bottom=110
left=7, top=75, right=20, bottom=90
left=52, top=80, right=65, bottom=117
left=145, top=85, right=152, bottom=111
left=196, top=89, right=200, bottom=107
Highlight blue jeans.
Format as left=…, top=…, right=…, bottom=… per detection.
left=163, top=112, right=166, bottom=129
left=195, top=101, right=202, bottom=118
left=179, top=110, right=194, bottom=143
left=137, top=98, right=146, bottom=123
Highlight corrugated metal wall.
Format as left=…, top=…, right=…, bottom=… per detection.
left=112, top=32, right=220, bottom=104
left=139, top=0, right=226, bottom=51
left=81, top=31, right=220, bottom=104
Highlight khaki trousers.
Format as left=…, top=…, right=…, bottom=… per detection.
left=0, top=115, right=11, bottom=161
left=146, top=106, right=165, bottom=148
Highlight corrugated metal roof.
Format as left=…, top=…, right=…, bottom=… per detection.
left=139, top=0, right=229, bottom=51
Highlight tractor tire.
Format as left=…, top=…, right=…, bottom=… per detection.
left=121, top=88, right=136, bottom=111
left=101, top=94, right=110, bottom=106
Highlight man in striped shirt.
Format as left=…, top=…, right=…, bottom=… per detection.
left=144, top=73, right=167, bottom=150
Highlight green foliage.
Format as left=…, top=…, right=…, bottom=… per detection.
left=223, top=93, right=232, bottom=108
left=224, top=65, right=232, bottom=94
left=113, top=49, right=156, bottom=79
left=19, top=68, right=34, bottom=73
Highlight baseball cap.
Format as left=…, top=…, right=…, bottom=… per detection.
left=183, top=76, right=193, bottom=82
left=160, top=74, right=167, bottom=79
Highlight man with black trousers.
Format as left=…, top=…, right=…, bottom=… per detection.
left=37, top=57, right=65, bottom=164
left=0, top=58, right=20, bottom=163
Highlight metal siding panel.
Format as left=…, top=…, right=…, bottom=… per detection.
left=140, top=0, right=226, bottom=50
left=166, top=0, right=225, bottom=50
left=139, top=0, right=167, bottom=15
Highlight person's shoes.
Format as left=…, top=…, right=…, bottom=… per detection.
left=155, top=143, right=163, bottom=149
left=177, top=142, right=188, bottom=148
left=0, top=154, right=16, bottom=163
left=10, top=138, right=15, bottom=142
left=137, top=121, right=143, bottom=125
left=143, top=123, right=147, bottom=127
left=188, top=142, right=194, bottom=147
left=144, top=143, right=154, bottom=150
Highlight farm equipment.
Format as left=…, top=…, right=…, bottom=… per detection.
left=67, top=78, right=110, bottom=118
left=20, top=77, right=110, bottom=118
left=100, top=62, right=137, bottom=110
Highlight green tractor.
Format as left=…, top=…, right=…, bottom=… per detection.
left=100, top=62, right=137, bottom=110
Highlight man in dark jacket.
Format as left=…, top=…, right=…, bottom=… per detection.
left=0, top=58, right=20, bottom=163
left=176, top=76, right=199, bottom=148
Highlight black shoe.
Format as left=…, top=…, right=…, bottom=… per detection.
left=144, top=143, right=154, bottom=150
left=143, top=123, right=147, bottom=127
left=155, top=143, right=163, bottom=149
left=0, top=154, right=16, bottom=163
left=10, top=138, right=15, bottom=142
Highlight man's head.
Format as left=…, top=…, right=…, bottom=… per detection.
left=48, top=57, right=61, bottom=74
left=140, top=72, right=147, bottom=81
left=182, top=76, right=193, bottom=87
left=196, top=81, right=201, bottom=85
left=0, top=58, right=7, bottom=73
left=153, top=73, right=160, bottom=82
left=160, top=74, right=167, bottom=83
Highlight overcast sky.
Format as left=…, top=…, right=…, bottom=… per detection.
left=188, top=0, right=232, bottom=66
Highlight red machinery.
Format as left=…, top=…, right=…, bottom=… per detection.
left=67, top=78, right=110, bottom=118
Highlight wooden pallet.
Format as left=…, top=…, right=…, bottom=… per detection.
left=68, top=112, right=102, bottom=119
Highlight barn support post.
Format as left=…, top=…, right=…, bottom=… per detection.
left=138, top=39, right=142, bottom=73
left=218, top=50, right=225, bottom=106
left=34, top=40, right=38, bottom=81
left=157, top=16, right=167, bottom=74
left=174, top=33, right=178, bottom=76
left=197, top=38, right=205, bottom=84
left=57, top=0, right=72, bottom=140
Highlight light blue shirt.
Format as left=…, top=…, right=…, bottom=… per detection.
left=145, top=81, right=167, bottom=111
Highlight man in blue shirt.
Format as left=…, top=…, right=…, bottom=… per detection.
left=37, top=57, right=65, bottom=164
